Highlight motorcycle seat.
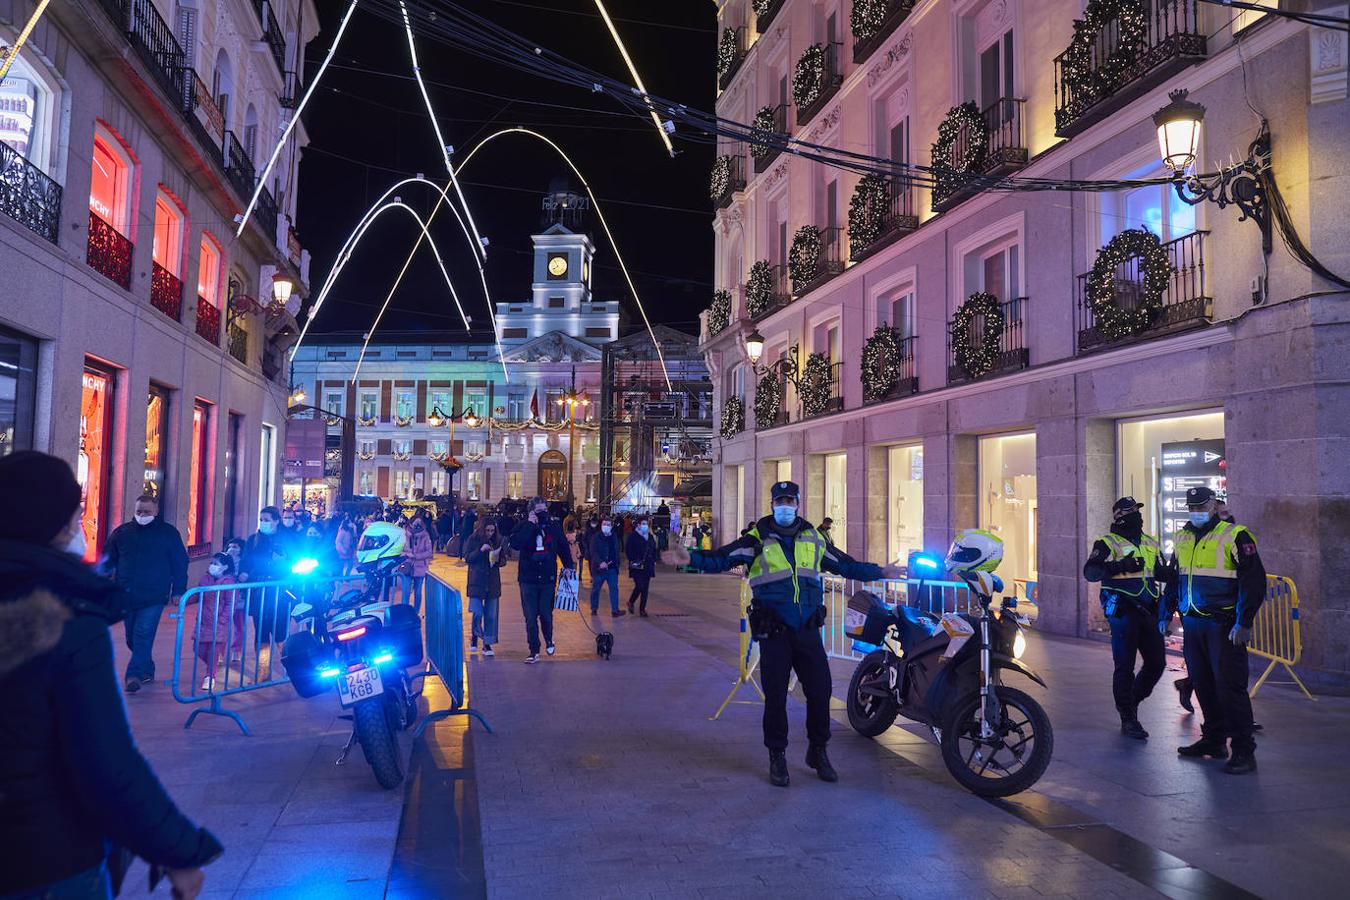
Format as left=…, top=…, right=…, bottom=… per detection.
left=895, top=606, right=941, bottom=652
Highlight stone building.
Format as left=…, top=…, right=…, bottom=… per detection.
left=703, top=0, right=1349, bottom=682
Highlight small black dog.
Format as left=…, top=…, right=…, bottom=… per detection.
left=595, top=631, right=614, bottom=659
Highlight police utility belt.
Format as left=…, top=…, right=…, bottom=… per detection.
left=747, top=602, right=825, bottom=641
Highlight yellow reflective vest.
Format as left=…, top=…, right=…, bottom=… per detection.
left=1173, top=520, right=1253, bottom=616
left=1097, top=532, right=1162, bottom=601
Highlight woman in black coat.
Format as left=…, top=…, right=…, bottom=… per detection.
left=624, top=516, right=659, bottom=616
left=464, top=521, right=507, bottom=656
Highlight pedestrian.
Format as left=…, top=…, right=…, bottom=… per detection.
left=194, top=552, right=242, bottom=692
left=240, top=507, right=287, bottom=659
left=0, top=451, right=223, bottom=900
left=625, top=516, right=658, bottom=616
left=509, top=496, right=574, bottom=663
left=1160, top=486, right=1266, bottom=774
left=587, top=514, right=625, bottom=617
left=466, top=521, right=507, bottom=656
left=402, top=514, right=434, bottom=613
left=436, top=507, right=455, bottom=553
left=224, top=537, right=245, bottom=577
left=564, top=520, right=581, bottom=580
left=664, top=481, right=902, bottom=786
left=582, top=514, right=601, bottom=580
left=458, top=505, right=478, bottom=564
left=1084, top=496, right=1171, bottom=740
left=818, top=517, right=835, bottom=547
left=334, top=516, right=357, bottom=575
left=100, top=494, right=188, bottom=693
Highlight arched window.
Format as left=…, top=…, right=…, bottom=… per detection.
left=212, top=48, right=233, bottom=124
left=243, top=103, right=258, bottom=160
left=152, top=188, right=185, bottom=275
left=0, top=47, right=60, bottom=176
left=198, top=232, right=222, bottom=306
left=89, top=122, right=134, bottom=235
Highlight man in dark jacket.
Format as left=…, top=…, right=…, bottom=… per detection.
left=509, top=495, right=574, bottom=663
left=586, top=514, right=625, bottom=617
left=624, top=517, right=658, bottom=616
left=100, top=494, right=188, bottom=692
left=0, top=452, right=221, bottom=899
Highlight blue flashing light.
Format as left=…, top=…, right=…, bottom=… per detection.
left=912, top=554, right=941, bottom=570
left=373, top=653, right=393, bottom=664
left=291, top=557, right=320, bottom=576
left=318, top=667, right=341, bottom=678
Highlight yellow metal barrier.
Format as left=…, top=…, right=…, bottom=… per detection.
left=1248, top=575, right=1314, bottom=700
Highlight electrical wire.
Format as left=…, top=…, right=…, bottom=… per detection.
left=1195, top=0, right=1350, bottom=32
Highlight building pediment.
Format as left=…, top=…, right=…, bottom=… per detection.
left=501, top=330, right=603, bottom=363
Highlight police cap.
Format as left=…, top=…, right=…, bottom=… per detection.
left=770, top=480, right=800, bottom=502
left=1111, top=496, right=1144, bottom=521
left=1185, top=486, right=1217, bottom=508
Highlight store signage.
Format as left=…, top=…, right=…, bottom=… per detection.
left=283, top=418, right=326, bottom=479
left=1159, top=438, right=1226, bottom=553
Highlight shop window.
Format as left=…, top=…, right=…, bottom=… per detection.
left=259, top=423, right=276, bottom=512
left=186, top=400, right=212, bottom=547
left=144, top=385, right=170, bottom=500
left=507, top=471, right=522, bottom=499
left=1117, top=411, right=1224, bottom=556
left=0, top=325, right=38, bottom=456
left=198, top=233, right=222, bottom=306
left=978, top=433, right=1037, bottom=590
left=79, top=362, right=117, bottom=563
left=223, top=413, right=242, bottom=540
left=823, top=452, right=847, bottom=552
left=152, top=190, right=185, bottom=274
left=90, top=125, right=133, bottom=234
left=886, top=444, right=924, bottom=566
left=0, top=49, right=59, bottom=174
left=466, top=470, right=482, bottom=501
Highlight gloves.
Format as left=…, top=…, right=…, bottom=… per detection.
left=1158, top=613, right=1173, bottom=637
left=1123, top=555, right=1146, bottom=573
left=1229, top=624, right=1253, bottom=645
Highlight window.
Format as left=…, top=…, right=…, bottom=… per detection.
left=0, top=49, right=58, bottom=173
left=258, top=423, right=276, bottom=512
left=360, top=392, right=378, bottom=419
left=466, top=439, right=485, bottom=458
left=0, top=325, right=38, bottom=456
left=359, top=439, right=375, bottom=457
left=585, top=327, right=612, bottom=338
left=1118, top=411, right=1224, bottom=557
left=430, top=440, right=447, bottom=457
left=877, top=287, right=915, bottom=337
left=430, top=468, right=447, bottom=494
left=198, top=234, right=221, bottom=306
left=395, top=439, right=411, bottom=455
left=886, top=445, right=923, bottom=566
left=212, top=49, right=233, bottom=123
left=152, top=190, right=184, bottom=275
left=466, top=470, right=482, bottom=501
left=1100, top=178, right=1197, bottom=246
left=144, top=385, right=170, bottom=500
left=823, top=452, right=847, bottom=552
left=358, top=469, right=373, bottom=495
left=979, top=28, right=1014, bottom=110
left=243, top=104, right=258, bottom=160
left=79, top=362, right=117, bottom=563
left=324, top=391, right=343, bottom=416
left=549, top=297, right=565, bottom=308
left=963, top=237, right=1021, bottom=303
left=502, top=328, right=528, bottom=339
left=465, top=392, right=487, bottom=419
left=395, top=469, right=411, bottom=497
left=396, top=392, right=414, bottom=418
left=812, top=320, right=841, bottom=364
left=429, top=391, right=450, bottom=416
left=507, top=395, right=526, bottom=420
left=90, top=125, right=133, bottom=234
left=585, top=473, right=599, bottom=503
left=507, top=471, right=523, bottom=499
left=223, top=413, right=242, bottom=539
left=187, top=400, right=212, bottom=547
left=959, top=1, right=1015, bottom=113
left=979, top=432, right=1037, bottom=587
left=1233, top=0, right=1277, bottom=32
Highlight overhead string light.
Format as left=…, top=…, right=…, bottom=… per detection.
left=591, top=0, right=676, bottom=157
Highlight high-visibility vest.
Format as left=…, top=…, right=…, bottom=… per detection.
left=1174, top=520, right=1253, bottom=616
left=744, top=524, right=827, bottom=602
left=1096, top=532, right=1162, bottom=600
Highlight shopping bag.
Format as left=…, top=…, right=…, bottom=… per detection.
left=554, top=569, right=579, bottom=611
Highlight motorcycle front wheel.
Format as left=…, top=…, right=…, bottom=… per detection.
left=939, top=686, right=1053, bottom=797
left=846, top=651, right=899, bottom=737
left=353, top=695, right=405, bottom=789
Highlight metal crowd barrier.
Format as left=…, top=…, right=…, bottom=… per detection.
left=412, top=574, right=492, bottom=737
left=821, top=576, right=979, bottom=660
left=1249, top=574, right=1314, bottom=700
left=169, top=572, right=375, bottom=734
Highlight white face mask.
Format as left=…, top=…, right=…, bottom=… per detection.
left=259, top=521, right=277, bottom=535
left=64, top=528, right=87, bottom=559
left=208, top=563, right=226, bottom=577
left=134, top=514, right=154, bottom=526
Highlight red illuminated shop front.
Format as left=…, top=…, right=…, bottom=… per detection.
left=79, top=364, right=116, bottom=563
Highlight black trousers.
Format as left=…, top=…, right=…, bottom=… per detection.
left=759, top=622, right=832, bottom=751
left=1182, top=614, right=1256, bottom=755
left=1107, top=603, right=1166, bottom=713
left=627, top=572, right=651, bottom=612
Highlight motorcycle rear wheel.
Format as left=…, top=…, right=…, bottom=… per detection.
left=354, top=696, right=405, bottom=789
left=846, top=651, right=899, bottom=737
left=939, top=686, right=1053, bottom=798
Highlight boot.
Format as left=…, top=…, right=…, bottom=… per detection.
left=1174, top=678, right=1194, bottom=713
left=1120, top=709, right=1148, bottom=741
left=805, top=745, right=839, bottom=782
left=1223, top=752, right=1257, bottom=775
left=1177, top=737, right=1228, bottom=759
left=768, top=750, right=789, bottom=787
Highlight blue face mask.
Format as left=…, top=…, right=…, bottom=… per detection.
left=773, top=505, right=797, bottom=526
left=637, top=524, right=649, bottom=536
left=1189, top=511, right=1213, bottom=528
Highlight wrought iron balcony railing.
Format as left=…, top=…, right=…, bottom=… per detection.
left=793, top=226, right=845, bottom=296
left=227, top=317, right=249, bottom=364
left=852, top=0, right=917, bottom=63
left=947, top=297, right=1030, bottom=384
left=932, top=98, right=1028, bottom=212
left=261, top=3, right=286, bottom=74
left=795, top=42, right=844, bottom=127
left=280, top=70, right=302, bottom=108
left=87, top=213, right=133, bottom=289
left=222, top=131, right=258, bottom=208
left=1054, top=0, right=1207, bottom=138
left=849, top=176, right=918, bottom=263
left=1075, top=230, right=1211, bottom=354
left=150, top=262, right=183, bottom=320
left=751, top=104, right=789, bottom=174
left=865, top=334, right=919, bottom=403
left=712, top=153, right=747, bottom=210
left=756, top=0, right=787, bottom=32
left=717, top=26, right=750, bottom=92
left=748, top=264, right=792, bottom=321
left=800, top=359, right=845, bottom=420
left=196, top=296, right=221, bottom=345
left=0, top=141, right=62, bottom=243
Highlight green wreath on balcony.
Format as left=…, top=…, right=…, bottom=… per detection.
left=792, top=44, right=827, bottom=110
left=799, top=352, right=834, bottom=417
left=861, top=324, right=905, bottom=402
left=931, top=102, right=987, bottom=204
left=1062, top=0, right=1150, bottom=103
left=1087, top=228, right=1175, bottom=341
left=751, top=106, right=779, bottom=161
left=752, top=0, right=774, bottom=17
left=848, top=174, right=890, bottom=258
left=708, top=289, right=731, bottom=335
left=789, top=225, right=822, bottom=291
left=716, top=28, right=740, bottom=79
left=720, top=396, right=746, bottom=439
left=746, top=260, right=775, bottom=317
left=851, top=0, right=897, bottom=44
left=710, top=155, right=732, bottom=201
left=951, top=292, right=1004, bottom=380
left=755, top=373, right=783, bottom=428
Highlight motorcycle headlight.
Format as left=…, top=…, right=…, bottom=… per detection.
left=1013, top=628, right=1027, bottom=660
left=291, top=557, right=320, bottom=576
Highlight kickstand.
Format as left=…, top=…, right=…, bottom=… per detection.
left=335, top=726, right=358, bottom=766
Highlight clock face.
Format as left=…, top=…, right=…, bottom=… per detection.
left=547, top=254, right=568, bottom=278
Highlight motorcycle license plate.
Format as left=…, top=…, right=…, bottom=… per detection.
left=337, top=665, right=384, bottom=706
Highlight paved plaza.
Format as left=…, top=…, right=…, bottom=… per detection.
left=115, top=559, right=1350, bottom=899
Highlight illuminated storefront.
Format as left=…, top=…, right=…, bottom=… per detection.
left=823, top=452, right=847, bottom=551
left=186, top=400, right=211, bottom=548
left=979, top=433, right=1037, bottom=593
left=886, top=444, right=923, bottom=567
left=144, top=385, right=169, bottom=499
left=1117, top=410, right=1225, bottom=555
left=78, top=363, right=115, bottom=563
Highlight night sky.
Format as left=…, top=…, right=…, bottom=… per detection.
left=295, top=0, right=716, bottom=341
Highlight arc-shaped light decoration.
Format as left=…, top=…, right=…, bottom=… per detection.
left=455, top=127, right=673, bottom=391
left=235, top=0, right=359, bottom=237
left=591, top=0, right=675, bottom=158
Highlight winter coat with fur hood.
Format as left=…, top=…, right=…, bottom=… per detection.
left=0, top=540, right=222, bottom=894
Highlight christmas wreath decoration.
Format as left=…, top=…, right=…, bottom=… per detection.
left=755, top=372, right=783, bottom=428
left=716, top=28, right=740, bottom=79
left=848, top=174, right=890, bottom=258
left=861, top=325, right=905, bottom=402
left=1087, top=228, right=1174, bottom=341
left=708, top=289, right=732, bottom=335
left=752, top=0, right=773, bottom=16
left=793, top=43, right=827, bottom=110
left=720, top=396, right=746, bottom=439
left=1061, top=0, right=1149, bottom=109
left=850, top=0, right=896, bottom=44
left=931, top=102, right=987, bottom=204
left=799, top=352, right=834, bottom=417
left=746, top=260, right=775, bottom=317
left=751, top=106, right=779, bottom=161
left=710, top=155, right=732, bottom=201
left=951, top=292, right=1004, bottom=380
left=789, top=225, right=822, bottom=292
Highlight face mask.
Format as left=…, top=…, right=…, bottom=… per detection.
left=260, top=521, right=277, bottom=535
left=773, top=505, right=797, bottom=526
left=134, top=514, right=154, bottom=526
left=1188, top=511, right=1213, bottom=528
left=636, top=524, right=648, bottom=536
left=1118, top=512, right=1144, bottom=532
left=64, top=528, right=87, bottom=559
left=208, top=564, right=226, bottom=577
left=282, top=518, right=295, bottom=528
left=601, top=524, right=612, bottom=536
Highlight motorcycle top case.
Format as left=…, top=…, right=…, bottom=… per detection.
left=281, top=631, right=331, bottom=698
left=383, top=603, right=424, bottom=668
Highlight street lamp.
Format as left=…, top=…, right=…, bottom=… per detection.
left=428, top=404, right=483, bottom=496
left=557, top=368, right=589, bottom=507
left=1153, top=89, right=1204, bottom=174
left=743, top=329, right=803, bottom=389
left=271, top=272, right=295, bottom=307
left=745, top=328, right=765, bottom=366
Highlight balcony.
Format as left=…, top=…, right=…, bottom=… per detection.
left=261, top=3, right=287, bottom=74
left=746, top=262, right=791, bottom=321
left=1075, top=230, right=1211, bottom=354
left=223, top=131, right=258, bottom=209
left=0, top=141, right=62, bottom=243
left=227, top=317, right=249, bottom=364
left=751, top=104, right=789, bottom=174
left=707, top=289, right=732, bottom=338
left=790, top=226, right=845, bottom=296
left=717, top=26, right=749, bottom=92
left=150, top=263, right=183, bottom=320
left=852, top=0, right=917, bottom=63
left=931, top=98, right=1028, bottom=213
left=754, top=373, right=789, bottom=431
left=87, top=213, right=133, bottom=289
left=186, top=73, right=225, bottom=151
left=947, top=296, right=1029, bottom=384
left=794, top=42, right=844, bottom=127
left=1054, top=0, right=1206, bottom=138
left=280, top=70, right=302, bottom=109
left=711, top=153, right=747, bottom=210
left=862, top=331, right=919, bottom=403
left=848, top=175, right=918, bottom=263
left=799, top=355, right=844, bottom=420
left=755, top=0, right=787, bottom=31
left=196, top=296, right=221, bottom=345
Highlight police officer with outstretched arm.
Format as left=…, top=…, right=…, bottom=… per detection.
left=664, top=481, right=904, bottom=787
left=1159, top=486, right=1265, bottom=774
left=1083, top=496, right=1171, bottom=740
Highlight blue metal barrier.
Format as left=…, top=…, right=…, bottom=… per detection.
left=413, top=574, right=492, bottom=737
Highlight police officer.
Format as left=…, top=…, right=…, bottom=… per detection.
left=1084, top=497, right=1170, bottom=740
left=1174, top=498, right=1238, bottom=713
left=664, top=481, right=903, bottom=786
left=1159, top=486, right=1265, bottom=774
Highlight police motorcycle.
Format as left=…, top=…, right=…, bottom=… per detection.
left=280, top=522, right=424, bottom=789
left=844, top=530, right=1053, bottom=797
